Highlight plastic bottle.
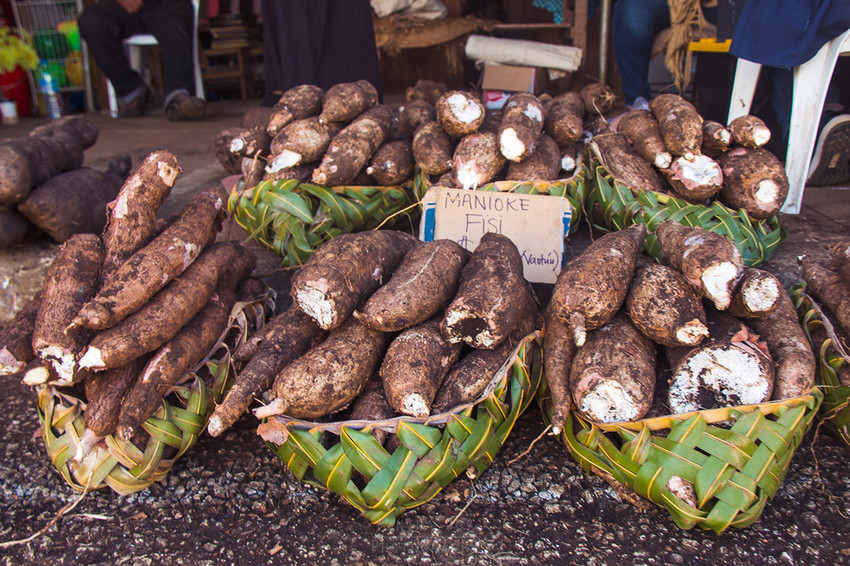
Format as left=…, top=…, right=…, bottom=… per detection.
left=38, top=60, right=62, bottom=120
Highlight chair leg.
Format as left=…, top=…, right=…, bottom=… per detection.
left=727, top=58, right=762, bottom=124
left=107, top=79, right=119, bottom=118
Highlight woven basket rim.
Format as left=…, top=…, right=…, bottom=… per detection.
left=259, top=330, right=541, bottom=438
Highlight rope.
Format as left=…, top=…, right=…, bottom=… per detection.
left=665, top=0, right=706, bottom=92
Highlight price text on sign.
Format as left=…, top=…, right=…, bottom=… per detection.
left=419, top=187, right=570, bottom=284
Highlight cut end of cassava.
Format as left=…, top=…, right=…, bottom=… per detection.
left=78, top=346, right=106, bottom=371
left=560, top=154, right=576, bottom=173
left=228, top=137, right=246, bottom=155
left=675, top=319, right=710, bottom=346
left=673, top=154, right=722, bottom=187
left=443, top=308, right=498, bottom=348
left=116, top=424, right=135, bottom=442
left=455, top=161, right=485, bottom=190
left=22, top=363, right=51, bottom=385
left=655, top=152, right=673, bottom=169
left=742, top=275, right=780, bottom=312
left=253, top=398, right=287, bottom=419
left=37, top=345, right=77, bottom=381
left=701, top=262, right=739, bottom=310
left=400, top=393, right=430, bottom=418
left=74, top=429, right=101, bottom=462
left=295, top=286, right=335, bottom=330
left=569, top=311, right=587, bottom=347
left=668, top=344, right=772, bottom=414
left=0, top=348, right=25, bottom=376
left=579, top=379, right=640, bottom=423
left=754, top=179, right=779, bottom=204
left=666, top=476, right=697, bottom=507
left=267, top=150, right=302, bottom=172
left=447, top=93, right=483, bottom=124
left=499, top=128, right=526, bottom=161
left=207, top=414, right=227, bottom=437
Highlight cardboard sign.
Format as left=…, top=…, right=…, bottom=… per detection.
left=419, top=187, right=571, bottom=284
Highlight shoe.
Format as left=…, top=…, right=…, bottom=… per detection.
left=118, top=88, right=151, bottom=118
left=807, top=114, right=850, bottom=186
left=165, top=92, right=205, bottom=122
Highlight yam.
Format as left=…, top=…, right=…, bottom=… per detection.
left=291, top=230, right=417, bottom=331
left=17, top=156, right=132, bottom=243
left=433, top=285, right=538, bottom=413
left=616, top=109, right=672, bottom=169
left=728, top=115, right=771, bottom=149
left=748, top=286, right=816, bottom=400
left=405, top=79, right=446, bottom=105
left=207, top=304, right=325, bottom=437
left=506, top=133, right=561, bottom=181
left=412, top=121, right=453, bottom=176
left=550, top=224, right=647, bottom=347
left=830, top=240, right=850, bottom=286
left=78, top=241, right=256, bottom=372
left=801, top=255, right=850, bottom=338
left=498, top=92, right=545, bottom=162
left=380, top=318, right=462, bottom=418
left=666, top=312, right=774, bottom=414
left=256, top=317, right=392, bottom=420
left=718, top=147, right=789, bottom=219
left=398, top=99, right=437, bottom=139
left=726, top=267, right=782, bottom=318
left=100, top=150, right=180, bottom=281
left=354, top=239, right=469, bottom=332
left=702, top=120, right=732, bottom=158
left=268, top=117, right=340, bottom=170
left=267, top=84, right=325, bottom=136
left=312, top=105, right=393, bottom=186
left=319, top=80, right=378, bottom=125
left=441, top=232, right=526, bottom=349
left=435, top=90, right=485, bottom=138
left=591, top=131, right=667, bottom=193
left=542, top=304, right=577, bottom=435
left=349, top=378, right=395, bottom=445
left=0, top=295, right=39, bottom=376
left=663, top=154, right=723, bottom=202
left=649, top=94, right=703, bottom=158
left=626, top=262, right=708, bottom=347
left=543, top=91, right=585, bottom=147
left=366, top=140, right=415, bottom=186
left=73, top=190, right=225, bottom=331
left=0, top=205, right=31, bottom=248
left=115, top=263, right=244, bottom=441
left=579, top=83, right=617, bottom=116
left=451, top=132, right=506, bottom=189
left=570, top=313, right=656, bottom=423
left=655, top=220, right=743, bottom=310
left=32, top=234, right=103, bottom=382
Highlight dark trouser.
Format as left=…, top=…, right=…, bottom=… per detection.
left=78, top=0, right=195, bottom=103
left=261, top=0, right=382, bottom=106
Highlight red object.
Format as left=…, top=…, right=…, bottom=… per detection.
left=0, top=66, right=33, bottom=117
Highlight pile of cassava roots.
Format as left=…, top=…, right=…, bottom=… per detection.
left=208, top=229, right=540, bottom=441
left=214, top=79, right=617, bottom=191
left=0, top=150, right=264, bottom=461
left=0, top=115, right=134, bottom=247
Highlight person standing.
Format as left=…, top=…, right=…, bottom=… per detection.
left=78, top=0, right=205, bottom=120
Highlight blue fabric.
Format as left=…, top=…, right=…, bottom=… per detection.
left=729, top=0, right=850, bottom=68
left=612, top=0, right=671, bottom=105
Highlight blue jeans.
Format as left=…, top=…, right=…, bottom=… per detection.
left=612, top=0, right=671, bottom=106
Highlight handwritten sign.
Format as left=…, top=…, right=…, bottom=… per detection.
left=419, top=187, right=571, bottom=284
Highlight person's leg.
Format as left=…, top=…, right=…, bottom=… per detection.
left=78, top=0, right=147, bottom=102
left=140, top=0, right=196, bottom=105
left=612, top=0, right=671, bottom=106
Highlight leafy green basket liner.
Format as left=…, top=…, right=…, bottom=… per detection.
left=540, top=381, right=822, bottom=533
left=228, top=177, right=425, bottom=267
left=584, top=141, right=787, bottom=267
left=36, top=290, right=276, bottom=496
left=414, top=156, right=590, bottom=237
left=791, top=284, right=850, bottom=446
left=258, top=331, right=543, bottom=527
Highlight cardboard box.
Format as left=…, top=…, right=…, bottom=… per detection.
left=481, top=63, right=549, bottom=95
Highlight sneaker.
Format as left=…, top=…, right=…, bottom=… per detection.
left=807, top=114, right=850, bottom=186
left=165, top=92, right=205, bottom=122
left=118, top=88, right=151, bottom=118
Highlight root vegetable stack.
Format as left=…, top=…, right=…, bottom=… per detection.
left=542, top=220, right=816, bottom=427
left=1, top=150, right=265, bottom=468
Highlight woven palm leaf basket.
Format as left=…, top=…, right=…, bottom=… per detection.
left=792, top=284, right=850, bottom=446
left=36, top=289, right=275, bottom=495
left=228, top=177, right=425, bottom=267
left=538, top=380, right=822, bottom=533
left=258, top=331, right=542, bottom=527
left=415, top=156, right=590, bottom=237
left=584, top=141, right=786, bottom=268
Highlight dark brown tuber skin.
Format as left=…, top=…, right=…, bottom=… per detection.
left=579, top=83, right=617, bottom=116
left=319, top=80, right=378, bottom=125
left=506, top=133, right=561, bottom=181
left=542, top=304, right=577, bottom=435
left=543, top=91, right=585, bottom=147
left=398, top=99, right=437, bottom=139
left=616, top=109, right=672, bottom=169
left=412, top=121, right=453, bottom=176
left=498, top=92, right=545, bottom=162
left=435, top=90, right=486, bottom=137
left=830, top=240, right=850, bottom=286
left=452, top=132, right=506, bottom=189
left=702, top=120, right=732, bottom=158
left=801, top=255, right=850, bottom=339
left=728, top=115, right=771, bottom=149
left=718, top=147, right=789, bottom=219
left=649, top=94, right=703, bottom=159
left=0, top=294, right=39, bottom=375
left=267, top=84, right=325, bottom=136
left=312, top=105, right=392, bottom=186
left=591, top=128, right=667, bottom=193
left=366, top=139, right=415, bottom=186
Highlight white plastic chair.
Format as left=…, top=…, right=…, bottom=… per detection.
left=106, top=0, right=204, bottom=118
left=727, top=27, right=850, bottom=214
